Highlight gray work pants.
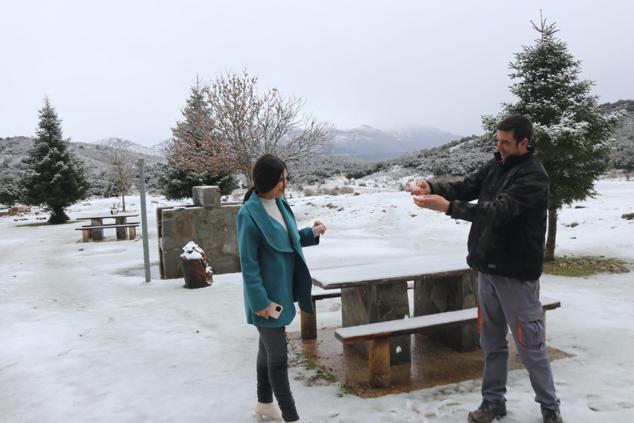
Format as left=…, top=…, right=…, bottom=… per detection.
left=477, top=272, right=560, bottom=410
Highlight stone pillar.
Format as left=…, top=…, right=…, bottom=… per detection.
left=341, top=282, right=411, bottom=364
left=115, top=216, right=127, bottom=240
left=193, top=186, right=220, bottom=208
left=90, top=218, right=104, bottom=241
left=413, top=270, right=478, bottom=352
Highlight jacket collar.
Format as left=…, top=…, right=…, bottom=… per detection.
left=244, top=194, right=300, bottom=253
left=494, top=146, right=534, bottom=170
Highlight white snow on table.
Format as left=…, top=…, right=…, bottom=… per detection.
left=311, top=254, right=468, bottom=288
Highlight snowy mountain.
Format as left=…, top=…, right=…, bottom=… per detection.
left=328, top=125, right=461, bottom=160
left=93, top=137, right=168, bottom=158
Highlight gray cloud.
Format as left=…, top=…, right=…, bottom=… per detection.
left=1, top=0, right=632, bottom=145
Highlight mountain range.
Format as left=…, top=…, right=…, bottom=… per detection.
left=1, top=103, right=632, bottom=200
left=328, top=125, right=461, bottom=160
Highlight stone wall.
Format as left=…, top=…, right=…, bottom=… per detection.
left=157, top=186, right=241, bottom=279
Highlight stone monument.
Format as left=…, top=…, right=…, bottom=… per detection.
left=157, top=186, right=241, bottom=279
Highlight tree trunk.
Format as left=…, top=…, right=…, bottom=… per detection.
left=243, top=168, right=254, bottom=188
left=49, top=206, right=69, bottom=224
left=121, top=192, right=126, bottom=212
left=544, top=207, right=558, bottom=262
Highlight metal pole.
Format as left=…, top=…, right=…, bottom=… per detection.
left=138, top=159, right=151, bottom=282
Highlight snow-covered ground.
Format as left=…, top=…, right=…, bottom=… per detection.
left=1, top=180, right=633, bottom=423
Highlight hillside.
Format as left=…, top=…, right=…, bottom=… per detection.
left=0, top=137, right=166, bottom=196
left=2, top=101, right=632, bottom=197
left=352, top=100, right=634, bottom=181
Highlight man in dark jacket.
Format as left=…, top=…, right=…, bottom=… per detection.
left=407, top=115, right=562, bottom=423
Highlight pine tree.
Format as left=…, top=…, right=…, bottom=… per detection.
left=484, top=16, right=619, bottom=260
left=0, top=176, right=19, bottom=207
left=156, top=163, right=237, bottom=200
left=164, top=78, right=237, bottom=195
left=20, top=98, right=89, bottom=223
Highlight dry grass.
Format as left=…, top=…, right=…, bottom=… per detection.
left=543, top=256, right=630, bottom=277
left=0, top=206, right=31, bottom=217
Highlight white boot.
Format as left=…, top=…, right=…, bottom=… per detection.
left=255, top=402, right=283, bottom=422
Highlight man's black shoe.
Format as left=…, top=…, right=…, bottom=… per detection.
left=467, top=400, right=507, bottom=423
left=541, top=406, right=563, bottom=423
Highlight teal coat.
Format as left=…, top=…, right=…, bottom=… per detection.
left=236, top=194, right=319, bottom=328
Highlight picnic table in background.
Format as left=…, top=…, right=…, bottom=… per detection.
left=75, top=213, right=140, bottom=241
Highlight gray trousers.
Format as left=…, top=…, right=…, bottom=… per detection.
left=256, top=326, right=299, bottom=422
left=477, top=272, right=560, bottom=410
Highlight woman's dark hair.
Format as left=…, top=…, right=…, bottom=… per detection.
left=243, top=154, right=287, bottom=203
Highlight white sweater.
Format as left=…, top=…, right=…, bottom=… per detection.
left=260, top=197, right=287, bottom=232
left=260, top=196, right=322, bottom=238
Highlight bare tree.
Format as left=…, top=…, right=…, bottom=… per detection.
left=108, top=145, right=135, bottom=212
left=171, top=71, right=332, bottom=185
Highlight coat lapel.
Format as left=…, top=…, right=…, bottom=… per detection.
left=244, top=194, right=294, bottom=253
left=278, top=198, right=301, bottom=250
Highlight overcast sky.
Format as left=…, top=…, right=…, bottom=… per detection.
left=1, top=0, right=633, bottom=146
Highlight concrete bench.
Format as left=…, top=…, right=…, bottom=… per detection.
left=301, top=281, right=416, bottom=340
left=75, top=223, right=140, bottom=242
left=334, top=296, right=561, bottom=388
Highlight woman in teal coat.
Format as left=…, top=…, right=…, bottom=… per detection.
left=237, top=154, right=326, bottom=423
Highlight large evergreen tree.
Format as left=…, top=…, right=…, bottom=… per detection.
left=20, top=98, right=89, bottom=223
left=164, top=79, right=237, bottom=196
left=484, top=16, right=619, bottom=260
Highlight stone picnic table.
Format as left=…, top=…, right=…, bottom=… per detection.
left=75, top=213, right=140, bottom=241
left=310, top=254, right=478, bottom=364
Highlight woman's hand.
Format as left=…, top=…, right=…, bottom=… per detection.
left=256, top=305, right=271, bottom=319
left=313, top=220, right=327, bottom=236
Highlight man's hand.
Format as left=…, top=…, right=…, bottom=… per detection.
left=413, top=194, right=450, bottom=213
left=406, top=179, right=431, bottom=196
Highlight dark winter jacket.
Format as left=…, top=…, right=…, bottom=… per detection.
left=430, top=148, right=549, bottom=281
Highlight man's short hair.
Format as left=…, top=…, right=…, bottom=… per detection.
left=497, top=114, right=533, bottom=144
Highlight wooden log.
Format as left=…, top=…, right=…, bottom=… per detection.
left=128, top=226, right=137, bottom=240
left=180, top=256, right=212, bottom=289
left=300, top=301, right=317, bottom=339
left=81, top=229, right=90, bottom=242
left=369, top=338, right=390, bottom=388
